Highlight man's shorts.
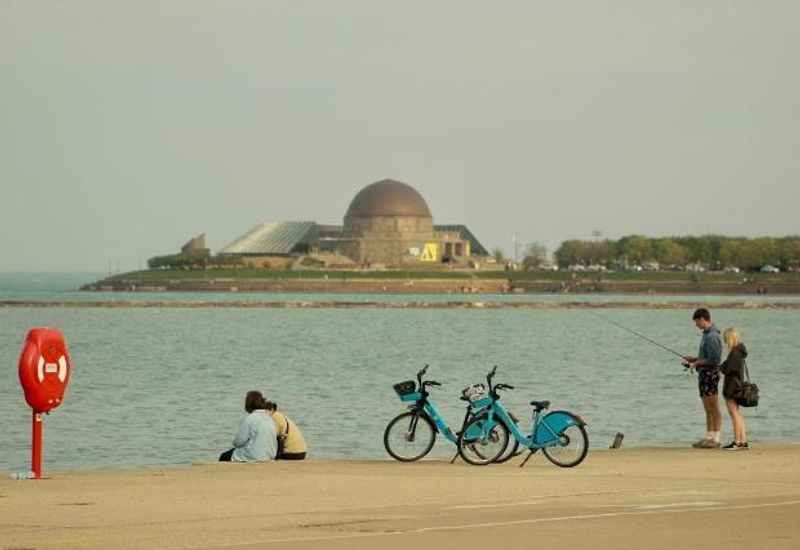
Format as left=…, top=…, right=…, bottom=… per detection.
left=698, top=368, right=720, bottom=397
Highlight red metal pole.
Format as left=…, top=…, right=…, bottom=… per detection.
left=31, top=411, right=42, bottom=479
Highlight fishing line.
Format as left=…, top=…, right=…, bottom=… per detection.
left=585, top=308, right=688, bottom=361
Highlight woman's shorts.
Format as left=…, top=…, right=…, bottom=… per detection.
left=698, top=369, right=720, bottom=397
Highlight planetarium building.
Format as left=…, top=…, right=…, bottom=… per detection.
left=219, top=179, right=487, bottom=267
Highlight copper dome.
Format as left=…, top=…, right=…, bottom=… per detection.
left=344, top=179, right=432, bottom=219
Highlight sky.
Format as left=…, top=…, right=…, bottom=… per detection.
left=2, top=1, right=798, bottom=272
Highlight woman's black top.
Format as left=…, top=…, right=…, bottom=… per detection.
left=719, top=343, right=748, bottom=400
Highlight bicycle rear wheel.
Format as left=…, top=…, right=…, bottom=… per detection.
left=542, top=424, right=588, bottom=468
left=457, top=416, right=509, bottom=466
left=384, top=411, right=437, bottom=462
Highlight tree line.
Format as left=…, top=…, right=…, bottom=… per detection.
left=551, top=235, right=800, bottom=271
left=147, top=252, right=243, bottom=270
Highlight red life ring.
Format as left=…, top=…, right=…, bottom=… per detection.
left=18, top=328, right=72, bottom=413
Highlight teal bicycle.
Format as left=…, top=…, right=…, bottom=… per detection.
left=384, top=365, right=508, bottom=462
left=457, top=367, right=589, bottom=467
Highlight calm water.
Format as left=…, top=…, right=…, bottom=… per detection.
left=1, top=274, right=798, bottom=472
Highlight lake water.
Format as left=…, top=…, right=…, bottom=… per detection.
left=1, top=273, right=798, bottom=472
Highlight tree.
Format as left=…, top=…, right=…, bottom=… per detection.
left=719, top=240, right=739, bottom=268
left=736, top=240, right=768, bottom=271
left=585, top=239, right=615, bottom=267
left=492, top=247, right=506, bottom=263
left=554, top=240, right=586, bottom=268
left=677, top=236, right=713, bottom=265
left=550, top=235, right=798, bottom=271
left=522, top=242, right=548, bottom=270
left=654, top=239, right=688, bottom=267
left=777, top=237, right=800, bottom=270
left=619, top=235, right=651, bottom=265
left=147, top=253, right=193, bottom=269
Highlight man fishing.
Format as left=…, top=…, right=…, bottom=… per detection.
left=683, top=308, right=724, bottom=449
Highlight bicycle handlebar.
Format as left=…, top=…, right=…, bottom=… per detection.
left=417, top=364, right=429, bottom=383
left=486, top=365, right=498, bottom=392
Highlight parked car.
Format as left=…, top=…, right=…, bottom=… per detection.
left=760, top=265, right=780, bottom=273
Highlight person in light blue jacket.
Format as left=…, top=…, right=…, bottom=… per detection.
left=219, top=390, right=278, bottom=462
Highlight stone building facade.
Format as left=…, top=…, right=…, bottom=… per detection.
left=338, top=179, right=439, bottom=265
left=218, top=178, right=488, bottom=267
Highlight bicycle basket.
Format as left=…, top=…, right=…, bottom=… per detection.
left=461, top=383, right=487, bottom=402
left=393, top=380, right=417, bottom=397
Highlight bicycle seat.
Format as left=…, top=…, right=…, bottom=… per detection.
left=530, top=400, right=551, bottom=410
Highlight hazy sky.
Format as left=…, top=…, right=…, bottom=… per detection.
left=2, top=1, right=798, bottom=272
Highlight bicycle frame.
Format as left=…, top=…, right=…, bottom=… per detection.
left=405, top=392, right=492, bottom=444
left=485, top=398, right=584, bottom=450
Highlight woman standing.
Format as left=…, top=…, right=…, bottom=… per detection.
left=219, top=391, right=278, bottom=462
left=720, top=328, right=750, bottom=450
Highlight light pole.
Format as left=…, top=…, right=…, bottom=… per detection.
left=513, top=233, right=518, bottom=265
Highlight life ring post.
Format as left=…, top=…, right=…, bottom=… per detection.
left=31, top=411, right=43, bottom=479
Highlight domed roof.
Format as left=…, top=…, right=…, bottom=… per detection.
left=345, top=179, right=432, bottom=219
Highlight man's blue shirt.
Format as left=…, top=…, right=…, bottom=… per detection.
left=698, top=323, right=723, bottom=369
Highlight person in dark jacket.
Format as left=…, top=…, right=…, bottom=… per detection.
left=720, top=327, right=749, bottom=450
left=684, top=308, right=724, bottom=448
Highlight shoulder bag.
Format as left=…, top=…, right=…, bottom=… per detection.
left=736, top=359, right=760, bottom=407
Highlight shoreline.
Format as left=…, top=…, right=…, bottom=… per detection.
left=80, top=273, right=800, bottom=296
left=2, top=299, right=800, bottom=309
left=5, top=441, right=799, bottom=477
left=2, top=444, right=798, bottom=550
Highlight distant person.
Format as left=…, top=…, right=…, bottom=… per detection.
left=683, top=308, right=723, bottom=449
left=719, top=328, right=750, bottom=450
left=219, top=391, right=278, bottom=462
left=265, top=401, right=308, bottom=460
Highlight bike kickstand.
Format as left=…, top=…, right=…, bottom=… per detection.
left=450, top=451, right=460, bottom=464
left=519, top=450, right=536, bottom=468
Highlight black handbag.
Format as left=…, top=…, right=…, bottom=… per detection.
left=276, top=416, right=290, bottom=457
left=736, top=359, right=760, bottom=407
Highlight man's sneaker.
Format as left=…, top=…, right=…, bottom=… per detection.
left=697, top=439, right=722, bottom=449
left=692, top=438, right=710, bottom=448
left=724, top=442, right=750, bottom=451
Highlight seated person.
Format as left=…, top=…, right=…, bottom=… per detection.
left=219, top=391, right=277, bottom=462
left=264, top=401, right=308, bottom=460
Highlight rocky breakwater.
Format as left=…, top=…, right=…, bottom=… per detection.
left=4, top=300, right=800, bottom=310
left=80, top=277, right=510, bottom=294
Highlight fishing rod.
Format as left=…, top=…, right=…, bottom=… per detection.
left=586, top=309, right=690, bottom=365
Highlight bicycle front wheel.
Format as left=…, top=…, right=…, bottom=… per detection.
left=457, top=416, right=509, bottom=466
left=494, top=438, right=525, bottom=464
left=384, top=411, right=437, bottom=462
left=542, top=424, right=589, bottom=467
left=493, top=412, right=525, bottom=464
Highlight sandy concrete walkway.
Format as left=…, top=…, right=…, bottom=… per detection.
left=1, top=445, right=798, bottom=550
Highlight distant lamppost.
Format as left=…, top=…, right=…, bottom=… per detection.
left=513, top=233, right=518, bottom=265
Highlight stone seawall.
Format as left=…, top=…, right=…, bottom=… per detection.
left=4, top=300, right=799, bottom=309
left=80, top=277, right=800, bottom=295
left=510, top=280, right=800, bottom=295
left=83, top=278, right=511, bottom=294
